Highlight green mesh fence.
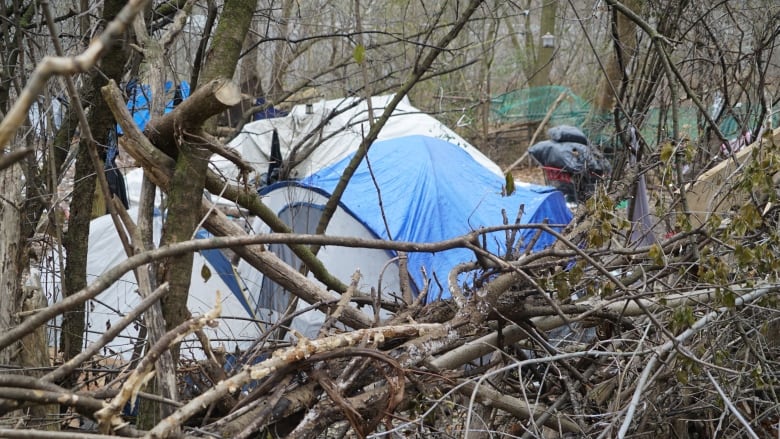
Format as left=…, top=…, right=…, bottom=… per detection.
left=491, top=86, right=770, bottom=148
left=491, top=85, right=591, bottom=127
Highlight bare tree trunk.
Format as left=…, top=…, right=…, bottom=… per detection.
left=267, top=0, right=295, bottom=102
left=60, top=0, right=130, bottom=387
left=0, top=162, right=23, bottom=367
left=593, top=0, right=640, bottom=114
left=154, top=0, right=255, bottom=355
left=528, top=0, right=557, bottom=88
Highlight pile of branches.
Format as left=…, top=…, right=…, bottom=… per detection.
left=2, top=135, right=780, bottom=439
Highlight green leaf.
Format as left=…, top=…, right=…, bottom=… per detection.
left=504, top=172, right=515, bottom=196
left=676, top=368, right=689, bottom=385
left=353, top=44, right=366, bottom=64
left=201, top=263, right=212, bottom=282
left=660, top=142, right=675, bottom=162
left=648, top=243, right=664, bottom=266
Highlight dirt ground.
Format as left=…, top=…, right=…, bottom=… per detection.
left=510, top=165, right=545, bottom=185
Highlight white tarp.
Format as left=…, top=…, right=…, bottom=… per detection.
left=45, top=208, right=265, bottom=360
left=212, top=95, right=502, bottom=182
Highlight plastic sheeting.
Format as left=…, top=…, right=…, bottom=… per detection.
left=212, top=95, right=503, bottom=183
left=118, top=80, right=190, bottom=134
left=276, top=135, right=572, bottom=302
left=528, top=140, right=609, bottom=175
left=547, top=124, right=589, bottom=145
left=44, top=208, right=263, bottom=359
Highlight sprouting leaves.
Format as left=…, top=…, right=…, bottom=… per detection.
left=648, top=243, right=665, bottom=266
left=671, top=305, right=696, bottom=334
left=201, top=263, right=212, bottom=282
left=353, top=44, right=366, bottom=64
left=504, top=171, right=516, bottom=196
left=660, top=142, right=675, bottom=163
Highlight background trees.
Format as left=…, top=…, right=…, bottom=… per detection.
left=0, top=0, right=779, bottom=437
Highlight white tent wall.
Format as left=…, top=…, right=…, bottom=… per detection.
left=44, top=208, right=265, bottom=360
left=212, top=95, right=502, bottom=183
left=238, top=185, right=403, bottom=338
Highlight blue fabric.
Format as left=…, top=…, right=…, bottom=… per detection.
left=295, top=135, right=572, bottom=301
left=118, top=81, right=191, bottom=134
left=254, top=97, right=288, bottom=120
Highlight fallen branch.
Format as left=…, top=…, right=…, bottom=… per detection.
left=147, top=323, right=445, bottom=438
left=95, top=294, right=222, bottom=434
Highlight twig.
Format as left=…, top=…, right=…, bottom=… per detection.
left=42, top=282, right=170, bottom=383
left=94, top=294, right=222, bottom=433
left=319, top=271, right=361, bottom=336
left=616, top=284, right=774, bottom=437
left=503, top=91, right=568, bottom=174
left=0, top=147, right=33, bottom=171
left=147, top=323, right=444, bottom=438
left=705, top=369, right=760, bottom=439
left=0, top=0, right=152, bottom=149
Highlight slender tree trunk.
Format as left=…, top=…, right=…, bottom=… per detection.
left=156, top=0, right=257, bottom=350
left=0, top=162, right=23, bottom=367
left=528, top=0, right=557, bottom=88
left=593, top=0, right=640, bottom=114
left=60, top=0, right=130, bottom=386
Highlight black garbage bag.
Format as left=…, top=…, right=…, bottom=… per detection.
left=547, top=125, right=589, bottom=145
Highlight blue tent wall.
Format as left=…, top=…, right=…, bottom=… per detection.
left=118, top=81, right=191, bottom=134
left=293, top=135, right=572, bottom=301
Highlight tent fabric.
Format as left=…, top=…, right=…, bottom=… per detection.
left=212, top=95, right=503, bottom=184
left=45, top=208, right=263, bottom=359
left=117, top=80, right=191, bottom=134
left=257, top=135, right=572, bottom=304
left=253, top=97, right=288, bottom=120
left=628, top=126, right=659, bottom=246
left=238, top=185, right=402, bottom=337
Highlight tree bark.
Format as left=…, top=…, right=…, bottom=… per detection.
left=0, top=162, right=23, bottom=367
left=151, top=0, right=253, bottom=352
left=60, top=0, right=130, bottom=386
left=593, top=0, right=640, bottom=114
left=528, top=0, right=557, bottom=88
left=148, top=79, right=241, bottom=345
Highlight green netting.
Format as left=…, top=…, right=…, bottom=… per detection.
left=491, top=85, right=591, bottom=127
left=491, top=86, right=771, bottom=148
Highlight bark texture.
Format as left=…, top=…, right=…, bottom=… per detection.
left=153, top=0, right=255, bottom=344
left=60, top=0, right=130, bottom=371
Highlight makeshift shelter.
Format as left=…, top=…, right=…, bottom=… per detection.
left=212, top=95, right=502, bottom=185
left=119, top=80, right=190, bottom=133
left=237, top=135, right=572, bottom=337
left=45, top=208, right=267, bottom=360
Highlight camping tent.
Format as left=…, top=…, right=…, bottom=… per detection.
left=237, top=135, right=571, bottom=337
left=45, top=208, right=268, bottom=360
left=212, top=95, right=503, bottom=184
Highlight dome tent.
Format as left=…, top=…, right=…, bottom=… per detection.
left=45, top=208, right=269, bottom=360
left=237, top=135, right=572, bottom=337
left=211, top=94, right=503, bottom=185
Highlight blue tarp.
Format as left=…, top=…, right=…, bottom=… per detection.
left=253, top=97, right=288, bottom=120
left=293, top=135, right=572, bottom=301
left=118, top=80, right=191, bottom=134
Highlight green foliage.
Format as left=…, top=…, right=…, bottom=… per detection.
left=671, top=305, right=696, bottom=334
left=716, top=288, right=736, bottom=308
left=201, top=263, right=212, bottom=282
left=353, top=44, right=366, bottom=64
left=675, top=355, right=701, bottom=385
left=648, top=243, right=665, bottom=266
left=503, top=171, right=515, bottom=196
left=659, top=142, right=674, bottom=163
